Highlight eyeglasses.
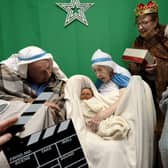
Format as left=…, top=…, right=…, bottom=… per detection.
left=136, top=20, right=153, bottom=27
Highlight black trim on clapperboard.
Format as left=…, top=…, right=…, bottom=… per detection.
left=2, top=119, right=89, bottom=168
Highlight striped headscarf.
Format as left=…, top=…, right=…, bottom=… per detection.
left=91, top=49, right=131, bottom=78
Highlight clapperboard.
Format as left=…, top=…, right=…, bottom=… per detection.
left=6, top=91, right=54, bottom=135
left=3, top=119, right=88, bottom=168
left=2, top=91, right=88, bottom=167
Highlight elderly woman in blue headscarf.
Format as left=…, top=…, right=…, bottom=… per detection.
left=88, top=49, right=131, bottom=130
left=91, top=49, right=131, bottom=95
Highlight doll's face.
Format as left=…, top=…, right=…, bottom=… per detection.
left=93, top=65, right=112, bottom=83
left=136, top=14, right=158, bottom=39
left=80, top=88, right=93, bottom=100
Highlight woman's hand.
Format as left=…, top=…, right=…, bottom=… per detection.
left=86, top=111, right=106, bottom=132
left=86, top=118, right=100, bottom=132
left=145, top=61, right=157, bottom=73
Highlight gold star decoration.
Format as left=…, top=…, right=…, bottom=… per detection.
left=56, top=0, right=94, bottom=27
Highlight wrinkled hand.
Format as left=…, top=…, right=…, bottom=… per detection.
left=145, top=57, right=157, bottom=71
left=86, top=111, right=106, bottom=132
left=0, top=116, right=18, bottom=147
left=44, top=101, right=60, bottom=111
left=86, top=118, right=100, bottom=132
left=24, top=97, right=34, bottom=103
left=86, top=108, right=114, bottom=132
left=44, top=101, right=61, bottom=120
left=145, top=62, right=157, bottom=73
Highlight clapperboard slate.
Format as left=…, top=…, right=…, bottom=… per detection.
left=2, top=90, right=88, bottom=168
left=6, top=91, right=55, bottom=135
left=3, top=119, right=88, bottom=168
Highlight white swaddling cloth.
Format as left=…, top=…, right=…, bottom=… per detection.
left=65, top=74, right=156, bottom=168
left=81, top=96, right=130, bottom=140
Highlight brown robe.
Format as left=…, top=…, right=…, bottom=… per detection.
left=129, top=25, right=168, bottom=103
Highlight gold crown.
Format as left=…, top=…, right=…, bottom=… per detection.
left=135, top=1, right=158, bottom=16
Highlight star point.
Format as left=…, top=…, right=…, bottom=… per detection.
left=56, top=0, right=94, bottom=27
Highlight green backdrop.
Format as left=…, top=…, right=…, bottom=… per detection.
left=0, top=0, right=167, bottom=79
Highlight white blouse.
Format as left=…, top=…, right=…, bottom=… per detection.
left=98, top=80, right=119, bottom=95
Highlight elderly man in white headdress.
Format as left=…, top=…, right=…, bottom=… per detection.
left=0, top=46, right=68, bottom=168
left=91, top=49, right=131, bottom=95
left=1, top=46, right=66, bottom=98
left=0, top=46, right=67, bottom=122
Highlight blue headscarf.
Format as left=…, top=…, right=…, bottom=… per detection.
left=95, top=73, right=130, bottom=89
left=91, top=49, right=131, bottom=89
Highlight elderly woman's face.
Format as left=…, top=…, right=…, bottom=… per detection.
left=93, top=65, right=112, bottom=83
left=136, top=15, right=158, bottom=39
left=27, top=59, right=53, bottom=84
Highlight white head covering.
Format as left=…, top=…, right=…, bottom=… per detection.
left=2, top=46, right=67, bottom=81
left=91, top=49, right=131, bottom=78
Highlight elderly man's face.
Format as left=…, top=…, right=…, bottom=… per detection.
left=27, top=59, right=53, bottom=84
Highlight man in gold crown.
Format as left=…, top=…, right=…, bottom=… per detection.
left=128, top=1, right=168, bottom=168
